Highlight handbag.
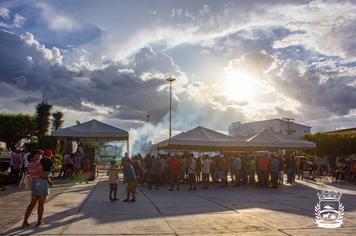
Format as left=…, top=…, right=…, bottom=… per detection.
left=19, top=174, right=31, bottom=190
left=24, top=174, right=32, bottom=190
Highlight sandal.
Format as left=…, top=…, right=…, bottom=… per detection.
left=22, top=222, right=30, bottom=229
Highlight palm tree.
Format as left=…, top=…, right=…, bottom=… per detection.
left=35, top=101, right=52, bottom=138
left=52, top=111, right=64, bottom=131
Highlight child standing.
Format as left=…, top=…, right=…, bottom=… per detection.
left=123, top=158, right=137, bottom=202
left=107, top=160, right=119, bottom=202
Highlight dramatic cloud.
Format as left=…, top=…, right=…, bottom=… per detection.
left=227, top=51, right=274, bottom=76
left=0, top=30, right=171, bottom=120
left=0, top=0, right=355, bottom=150
left=271, top=60, right=356, bottom=116
left=0, top=30, right=243, bottom=131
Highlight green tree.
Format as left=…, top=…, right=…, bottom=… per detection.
left=52, top=111, right=64, bottom=131
left=301, top=132, right=356, bottom=169
left=0, top=114, right=36, bottom=149
left=35, top=101, right=52, bottom=138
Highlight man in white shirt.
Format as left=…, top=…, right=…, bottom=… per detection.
left=202, top=155, right=211, bottom=189
left=188, top=154, right=196, bottom=190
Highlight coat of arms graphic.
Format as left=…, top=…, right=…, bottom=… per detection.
left=315, top=190, right=344, bottom=228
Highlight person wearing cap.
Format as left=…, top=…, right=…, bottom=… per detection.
left=41, top=149, right=54, bottom=177
left=22, top=149, right=52, bottom=228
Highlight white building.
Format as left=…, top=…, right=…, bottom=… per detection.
left=228, top=119, right=311, bottom=138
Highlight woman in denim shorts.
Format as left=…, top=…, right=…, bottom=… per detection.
left=22, top=149, right=52, bottom=228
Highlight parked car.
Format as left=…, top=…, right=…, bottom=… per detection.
left=0, top=151, right=11, bottom=174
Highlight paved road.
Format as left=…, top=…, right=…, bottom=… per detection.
left=2, top=179, right=356, bottom=235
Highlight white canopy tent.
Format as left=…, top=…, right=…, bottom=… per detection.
left=241, top=128, right=316, bottom=150
left=155, top=126, right=315, bottom=152
left=52, top=119, right=130, bottom=152
left=155, top=126, right=240, bottom=151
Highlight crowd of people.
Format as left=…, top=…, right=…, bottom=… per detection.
left=4, top=147, right=355, bottom=226
left=9, top=148, right=55, bottom=185
left=8, top=146, right=91, bottom=185
left=335, top=157, right=356, bottom=182
left=59, top=149, right=91, bottom=183
left=106, top=152, right=356, bottom=202
left=109, top=152, right=309, bottom=199
left=8, top=147, right=92, bottom=228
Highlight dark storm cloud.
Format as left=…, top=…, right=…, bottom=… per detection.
left=132, top=47, right=179, bottom=75
left=0, top=29, right=247, bottom=128
left=273, top=61, right=356, bottom=116
left=228, top=51, right=274, bottom=76
left=0, top=30, right=172, bottom=121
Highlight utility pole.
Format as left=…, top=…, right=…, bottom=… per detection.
left=282, top=117, right=294, bottom=136
left=166, top=77, right=176, bottom=140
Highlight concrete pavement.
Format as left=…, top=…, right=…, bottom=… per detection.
left=0, top=179, right=80, bottom=232
left=2, top=178, right=356, bottom=235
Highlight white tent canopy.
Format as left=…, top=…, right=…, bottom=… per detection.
left=155, top=126, right=315, bottom=151
left=52, top=119, right=129, bottom=139
left=242, top=128, right=316, bottom=149
left=155, top=126, right=238, bottom=151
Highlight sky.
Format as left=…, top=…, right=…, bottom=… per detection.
left=0, top=0, right=355, bottom=150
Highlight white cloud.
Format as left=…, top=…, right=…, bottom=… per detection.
left=0, top=7, right=26, bottom=29
left=148, top=9, right=157, bottom=15
left=0, top=0, right=355, bottom=142
left=36, top=2, right=80, bottom=32
left=13, top=13, right=25, bottom=28
left=21, top=32, right=63, bottom=65
left=271, top=0, right=356, bottom=58
left=0, top=7, right=9, bottom=18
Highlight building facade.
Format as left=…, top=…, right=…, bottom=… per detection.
left=228, top=119, right=311, bottom=138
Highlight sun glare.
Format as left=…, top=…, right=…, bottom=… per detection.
left=224, top=70, right=259, bottom=102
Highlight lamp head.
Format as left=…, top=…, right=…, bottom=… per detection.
left=166, top=77, right=176, bottom=82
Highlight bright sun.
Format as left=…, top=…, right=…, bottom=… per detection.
left=224, top=70, right=258, bottom=101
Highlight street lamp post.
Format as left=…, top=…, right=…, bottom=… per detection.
left=166, top=77, right=176, bottom=140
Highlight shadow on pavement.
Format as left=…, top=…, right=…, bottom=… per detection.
left=3, top=179, right=356, bottom=235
